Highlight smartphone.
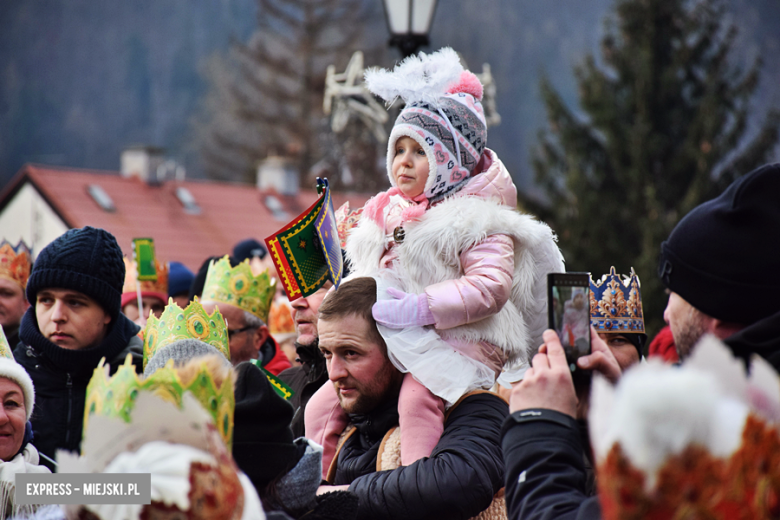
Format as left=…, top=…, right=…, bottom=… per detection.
left=547, top=272, right=592, bottom=372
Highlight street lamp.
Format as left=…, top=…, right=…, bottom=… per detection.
left=382, top=0, right=438, bottom=58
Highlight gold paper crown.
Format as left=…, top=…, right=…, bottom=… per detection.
left=0, top=240, right=32, bottom=289
left=0, top=326, right=12, bottom=359
left=201, top=256, right=276, bottom=322
left=143, top=299, right=230, bottom=368
left=123, top=257, right=169, bottom=296
left=598, top=414, right=780, bottom=519
left=84, top=355, right=235, bottom=448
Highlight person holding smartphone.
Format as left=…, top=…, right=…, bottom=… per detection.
left=502, top=328, right=620, bottom=520
left=501, top=163, right=780, bottom=520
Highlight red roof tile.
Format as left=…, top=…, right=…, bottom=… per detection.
left=4, top=165, right=372, bottom=271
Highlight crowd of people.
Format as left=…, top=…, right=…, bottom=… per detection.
left=0, top=47, right=777, bottom=520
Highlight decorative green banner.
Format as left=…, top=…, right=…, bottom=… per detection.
left=132, top=238, right=158, bottom=281
left=251, top=359, right=295, bottom=400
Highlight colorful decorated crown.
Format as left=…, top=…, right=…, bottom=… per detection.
left=599, top=415, right=780, bottom=520
left=0, top=240, right=31, bottom=289
left=201, top=256, right=276, bottom=323
left=592, top=337, right=780, bottom=519
left=143, top=298, right=230, bottom=368
left=0, top=325, right=11, bottom=359
left=589, top=267, right=644, bottom=334
left=84, top=355, right=235, bottom=447
left=335, top=201, right=363, bottom=249
left=269, top=301, right=295, bottom=337
left=122, top=257, right=169, bottom=297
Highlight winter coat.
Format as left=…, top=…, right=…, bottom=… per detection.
left=502, top=409, right=602, bottom=520
left=278, top=343, right=328, bottom=439
left=0, top=443, right=50, bottom=520
left=14, top=309, right=143, bottom=469
left=347, top=149, right=564, bottom=369
left=330, top=392, right=507, bottom=520
left=723, top=309, right=780, bottom=372
left=261, top=335, right=292, bottom=376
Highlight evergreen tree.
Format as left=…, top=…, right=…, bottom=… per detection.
left=529, top=0, right=780, bottom=337
left=192, top=0, right=364, bottom=185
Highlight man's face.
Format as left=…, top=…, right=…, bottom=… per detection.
left=318, top=314, right=403, bottom=415
left=36, top=288, right=111, bottom=350
left=598, top=333, right=640, bottom=371
left=201, top=301, right=265, bottom=365
left=171, top=294, right=191, bottom=309
left=291, top=281, right=333, bottom=347
left=0, top=277, right=28, bottom=330
left=122, top=296, right=165, bottom=322
left=664, top=291, right=714, bottom=359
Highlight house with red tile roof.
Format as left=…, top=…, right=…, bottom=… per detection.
left=0, top=157, right=372, bottom=271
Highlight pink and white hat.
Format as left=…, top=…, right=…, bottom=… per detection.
left=365, top=48, right=488, bottom=203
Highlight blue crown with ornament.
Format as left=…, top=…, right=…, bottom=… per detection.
left=589, top=267, right=645, bottom=334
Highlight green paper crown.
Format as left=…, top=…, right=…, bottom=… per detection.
left=143, top=298, right=230, bottom=368
left=84, top=355, right=235, bottom=448
left=201, top=256, right=276, bottom=323
left=0, top=326, right=11, bottom=359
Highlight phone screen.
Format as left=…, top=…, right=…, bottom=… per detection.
left=548, top=273, right=591, bottom=371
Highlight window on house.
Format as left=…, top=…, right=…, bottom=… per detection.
left=176, top=187, right=201, bottom=215
left=87, top=184, right=116, bottom=212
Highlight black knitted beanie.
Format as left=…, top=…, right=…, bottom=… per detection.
left=232, top=362, right=300, bottom=493
left=658, top=163, right=780, bottom=323
left=26, top=226, right=125, bottom=319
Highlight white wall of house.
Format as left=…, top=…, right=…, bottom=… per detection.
left=0, top=182, right=69, bottom=258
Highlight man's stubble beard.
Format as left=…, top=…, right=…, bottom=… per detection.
left=337, top=360, right=404, bottom=415
left=674, top=305, right=711, bottom=360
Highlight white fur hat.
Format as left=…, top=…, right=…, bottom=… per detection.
left=0, top=358, right=35, bottom=420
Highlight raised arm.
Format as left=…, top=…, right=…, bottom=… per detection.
left=426, top=234, right=515, bottom=330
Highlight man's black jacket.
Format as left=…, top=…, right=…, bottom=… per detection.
left=14, top=309, right=143, bottom=469
left=332, top=391, right=507, bottom=520
left=279, top=341, right=328, bottom=438
left=502, top=409, right=602, bottom=520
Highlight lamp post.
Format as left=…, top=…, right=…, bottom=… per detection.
left=382, top=0, right=438, bottom=58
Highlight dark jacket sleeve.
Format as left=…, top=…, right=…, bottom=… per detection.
left=347, top=393, right=507, bottom=520
left=502, top=409, right=602, bottom=520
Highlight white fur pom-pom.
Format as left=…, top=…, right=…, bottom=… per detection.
left=364, top=47, right=464, bottom=108
left=587, top=335, right=780, bottom=491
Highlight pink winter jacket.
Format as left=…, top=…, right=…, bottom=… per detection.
left=382, top=149, right=518, bottom=331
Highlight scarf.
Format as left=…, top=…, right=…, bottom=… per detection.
left=362, top=188, right=429, bottom=227
left=0, top=444, right=50, bottom=520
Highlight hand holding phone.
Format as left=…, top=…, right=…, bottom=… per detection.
left=548, top=273, right=592, bottom=372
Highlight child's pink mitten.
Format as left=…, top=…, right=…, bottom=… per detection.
left=372, top=288, right=435, bottom=328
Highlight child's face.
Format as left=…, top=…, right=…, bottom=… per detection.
left=391, top=136, right=429, bottom=198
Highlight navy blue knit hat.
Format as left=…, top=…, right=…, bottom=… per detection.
left=27, top=227, right=125, bottom=319
left=232, top=238, right=267, bottom=263
left=168, top=261, right=194, bottom=298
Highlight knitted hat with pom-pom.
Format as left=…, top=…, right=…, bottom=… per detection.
left=366, top=48, right=488, bottom=204
left=26, top=226, right=125, bottom=319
